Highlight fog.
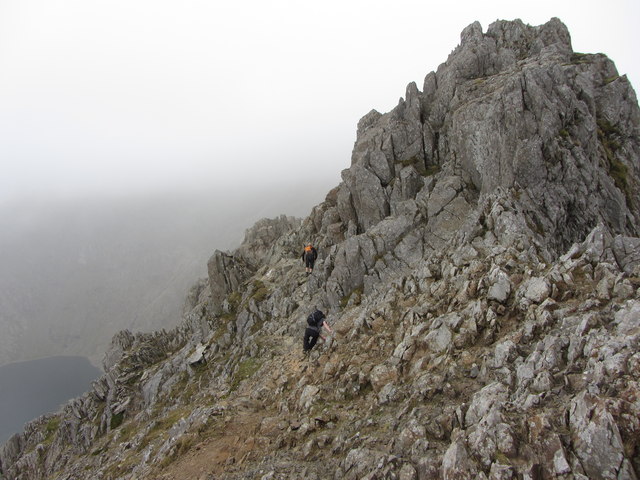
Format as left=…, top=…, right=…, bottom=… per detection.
left=0, top=1, right=638, bottom=367
left=1, top=0, right=638, bottom=203
left=0, top=182, right=332, bottom=367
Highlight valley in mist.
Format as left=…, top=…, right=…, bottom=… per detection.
left=0, top=179, right=334, bottom=369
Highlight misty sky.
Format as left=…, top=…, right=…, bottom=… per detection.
left=1, top=0, right=638, bottom=203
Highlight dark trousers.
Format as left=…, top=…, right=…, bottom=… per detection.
left=305, top=256, right=315, bottom=269
left=303, top=327, right=320, bottom=351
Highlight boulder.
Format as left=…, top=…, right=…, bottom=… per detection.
left=569, top=392, right=627, bottom=480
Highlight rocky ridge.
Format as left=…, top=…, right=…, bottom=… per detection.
left=1, top=18, right=639, bottom=480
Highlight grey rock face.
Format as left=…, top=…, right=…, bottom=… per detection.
left=612, top=235, right=640, bottom=274
left=308, top=18, right=638, bottom=266
left=207, top=215, right=300, bottom=314
left=341, top=165, right=390, bottom=233
left=442, top=435, right=479, bottom=479
left=296, top=14, right=640, bottom=318
left=234, top=215, right=301, bottom=269
left=206, top=250, right=252, bottom=314
left=465, top=382, right=509, bottom=427
left=487, top=268, right=512, bottom=303
left=569, top=392, right=626, bottom=480
left=3, top=17, right=640, bottom=480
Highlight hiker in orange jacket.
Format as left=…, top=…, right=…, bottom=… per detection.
left=301, top=243, right=318, bottom=275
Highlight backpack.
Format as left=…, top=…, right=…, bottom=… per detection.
left=304, top=245, right=317, bottom=261
left=306, top=309, right=325, bottom=328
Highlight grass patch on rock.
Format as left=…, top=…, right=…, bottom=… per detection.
left=400, top=155, right=421, bottom=167
left=227, top=291, right=242, bottom=312
left=110, top=412, right=125, bottom=430
left=136, top=405, right=192, bottom=453
left=340, top=286, right=364, bottom=309
left=597, top=117, right=631, bottom=203
left=230, top=358, right=262, bottom=392
left=424, top=164, right=441, bottom=177
left=158, top=434, right=197, bottom=468
left=250, top=280, right=269, bottom=303
left=569, top=52, right=591, bottom=64
left=44, top=417, right=60, bottom=445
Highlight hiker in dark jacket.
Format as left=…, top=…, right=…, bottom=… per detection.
left=301, top=243, right=318, bottom=275
left=303, top=308, right=332, bottom=353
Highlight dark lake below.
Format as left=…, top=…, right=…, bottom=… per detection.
left=0, top=356, right=101, bottom=445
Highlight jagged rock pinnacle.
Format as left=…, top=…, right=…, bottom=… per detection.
left=2, top=18, right=639, bottom=480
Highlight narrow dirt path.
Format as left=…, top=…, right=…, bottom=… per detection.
left=148, top=348, right=309, bottom=479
